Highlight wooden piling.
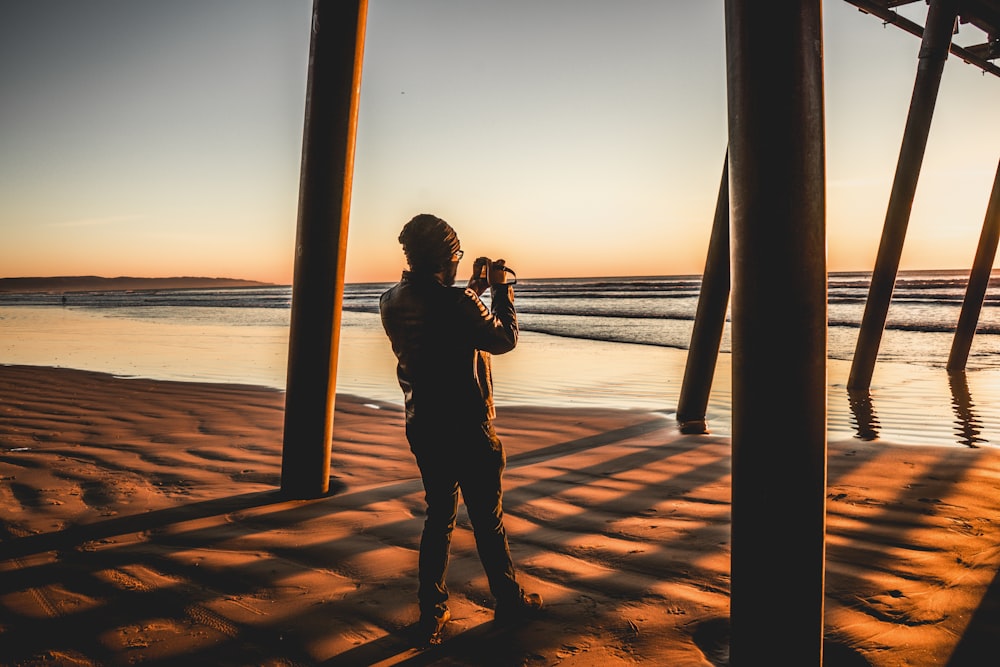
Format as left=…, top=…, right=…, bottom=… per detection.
left=725, top=0, right=827, bottom=662
left=280, top=0, right=368, bottom=499
left=848, top=0, right=959, bottom=390
left=676, top=153, right=730, bottom=434
left=948, top=158, right=1000, bottom=372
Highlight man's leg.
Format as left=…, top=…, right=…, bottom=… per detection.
left=459, top=421, right=523, bottom=605
left=408, top=427, right=460, bottom=624
left=415, top=463, right=459, bottom=619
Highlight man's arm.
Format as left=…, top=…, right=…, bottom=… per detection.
left=461, top=283, right=517, bottom=354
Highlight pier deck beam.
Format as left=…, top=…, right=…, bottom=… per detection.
left=725, top=1, right=827, bottom=662
left=848, top=0, right=958, bottom=391
left=676, top=153, right=730, bottom=434
left=280, top=0, right=368, bottom=500
left=948, top=158, right=1000, bottom=372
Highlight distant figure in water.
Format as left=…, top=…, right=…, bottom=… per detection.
left=379, top=213, right=542, bottom=645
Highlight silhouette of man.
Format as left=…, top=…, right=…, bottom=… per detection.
left=379, top=213, right=542, bottom=644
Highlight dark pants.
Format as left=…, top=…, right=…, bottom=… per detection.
left=405, top=419, right=522, bottom=617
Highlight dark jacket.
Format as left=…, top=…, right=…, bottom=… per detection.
left=379, top=271, right=517, bottom=426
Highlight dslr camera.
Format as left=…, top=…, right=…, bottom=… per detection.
left=472, top=256, right=517, bottom=286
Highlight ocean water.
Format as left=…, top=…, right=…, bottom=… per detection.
left=8, top=270, right=1000, bottom=365
left=3, top=270, right=1000, bottom=447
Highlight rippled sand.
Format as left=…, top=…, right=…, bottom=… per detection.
left=2, top=365, right=1000, bottom=665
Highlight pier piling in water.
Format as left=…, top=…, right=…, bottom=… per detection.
left=948, top=158, right=1000, bottom=372
left=848, top=0, right=959, bottom=391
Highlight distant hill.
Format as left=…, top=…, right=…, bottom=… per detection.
left=0, top=276, right=276, bottom=294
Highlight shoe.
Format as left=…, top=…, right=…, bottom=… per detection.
left=494, top=592, right=543, bottom=626
left=415, top=608, right=451, bottom=646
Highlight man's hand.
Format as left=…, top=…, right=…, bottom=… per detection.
left=489, top=259, right=510, bottom=286
left=467, top=256, right=491, bottom=295
left=467, top=257, right=514, bottom=294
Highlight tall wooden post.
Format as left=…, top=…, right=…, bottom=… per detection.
left=848, top=0, right=958, bottom=390
left=677, top=153, right=730, bottom=434
left=948, top=158, right=1000, bottom=371
left=280, top=0, right=368, bottom=499
left=725, top=1, right=827, bottom=663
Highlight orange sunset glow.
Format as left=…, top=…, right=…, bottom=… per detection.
left=1, top=1, right=998, bottom=285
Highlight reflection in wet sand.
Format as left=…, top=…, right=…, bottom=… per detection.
left=843, top=370, right=991, bottom=448
left=847, top=388, right=879, bottom=441
left=949, top=371, right=986, bottom=449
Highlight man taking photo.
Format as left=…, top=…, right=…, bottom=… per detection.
left=379, top=213, right=543, bottom=646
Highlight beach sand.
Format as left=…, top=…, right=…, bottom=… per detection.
left=2, top=364, right=1000, bottom=666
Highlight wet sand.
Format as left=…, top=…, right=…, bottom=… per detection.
left=2, top=364, right=1000, bottom=665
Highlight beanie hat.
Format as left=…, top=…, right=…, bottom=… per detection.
left=398, top=214, right=460, bottom=271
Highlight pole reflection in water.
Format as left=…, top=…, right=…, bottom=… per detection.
left=847, top=388, right=880, bottom=441
left=948, top=370, right=985, bottom=449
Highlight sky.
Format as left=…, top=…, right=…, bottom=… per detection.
left=1, top=1, right=999, bottom=285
